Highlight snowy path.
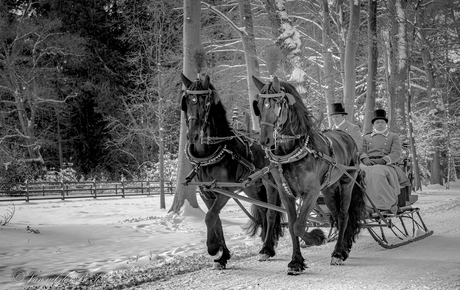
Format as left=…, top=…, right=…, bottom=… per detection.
left=133, top=190, right=460, bottom=290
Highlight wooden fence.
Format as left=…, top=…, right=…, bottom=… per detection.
left=0, top=180, right=176, bottom=202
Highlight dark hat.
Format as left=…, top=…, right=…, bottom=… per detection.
left=329, top=103, right=347, bottom=116
left=371, top=109, right=388, bottom=124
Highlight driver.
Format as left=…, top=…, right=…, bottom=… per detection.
left=329, top=103, right=363, bottom=154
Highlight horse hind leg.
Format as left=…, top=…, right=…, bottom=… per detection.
left=245, top=183, right=283, bottom=262
left=332, top=173, right=367, bottom=265
left=329, top=182, right=355, bottom=265
left=243, top=203, right=273, bottom=261
left=258, top=208, right=281, bottom=261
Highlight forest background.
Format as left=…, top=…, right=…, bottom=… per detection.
left=1, top=0, right=459, bottom=201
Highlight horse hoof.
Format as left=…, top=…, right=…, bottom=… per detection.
left=287, top=268, right=302, bottom=275
left=213, top=262, right=226, bottom=270
left=300, top=240, right=308, bottom=248
left=330, top=257, right=344, bottom=265
left=258, top=253, right=270, bottom=261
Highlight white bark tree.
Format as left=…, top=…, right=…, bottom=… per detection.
left=169, top=0, right=201, bottom=212
left=363, top=0, right=378, bottom=134
left=343, top=0, right=361, bottom=122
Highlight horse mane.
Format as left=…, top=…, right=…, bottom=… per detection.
left=277, top=81, right=320, bottom=148
left=188, top=79, right=232, bottom=138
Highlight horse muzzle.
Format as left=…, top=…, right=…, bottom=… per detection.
left=187, top=116, right=200, bottom=142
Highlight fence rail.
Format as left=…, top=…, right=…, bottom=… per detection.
left=0, top=180, right=176, bottom=202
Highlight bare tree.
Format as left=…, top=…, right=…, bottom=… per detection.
left=0, top=15, right=82, bottom=165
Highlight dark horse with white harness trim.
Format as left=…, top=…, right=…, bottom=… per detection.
left=252, top=75, right=367, bottom=275
left=180, top=73, right=284, bottom=269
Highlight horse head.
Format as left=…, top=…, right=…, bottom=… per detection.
left=252, top=75, right=296, bottom=149
left=180, top=73, right=220, bottom=144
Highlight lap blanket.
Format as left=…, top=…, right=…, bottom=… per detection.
left=360, top=164, right=410, bottom=214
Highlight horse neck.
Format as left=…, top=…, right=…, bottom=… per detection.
left=274, top=128, right=321, bottom=156
left=189, top=122, right=232, bottom=158
left=189, top=140, right=220, bottom=158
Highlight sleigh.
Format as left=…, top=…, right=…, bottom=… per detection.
left=186, top=127, right=433, bottom=250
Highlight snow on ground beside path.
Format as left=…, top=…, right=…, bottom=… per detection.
left=0, top=195, right=258, bottom=289
left=0, top=182, right=459, bottom=289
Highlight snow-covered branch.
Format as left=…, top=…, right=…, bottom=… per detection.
left=201, top=2, right=247, bottom=36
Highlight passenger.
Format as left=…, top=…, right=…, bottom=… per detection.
left=330, top=103, right=363, bottom=153
left=360, top=109, right=410, bottom=214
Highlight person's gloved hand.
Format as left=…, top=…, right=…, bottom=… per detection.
left=361, top=157, right=373, bottom=166
left=372, top=158, right=387, bottom=165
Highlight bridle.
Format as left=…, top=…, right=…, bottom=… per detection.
left=258, top=90, right=302, bottom=146
left=182, top=88, right=231, bottom=145
left=183, top=88, right=212, bottom=131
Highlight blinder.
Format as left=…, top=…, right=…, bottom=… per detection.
left=181, top=89, right=213, bottom=112
left=255, top=91, right=296, bottom=126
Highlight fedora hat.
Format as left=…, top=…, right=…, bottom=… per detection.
left=329, top=103, right=347, bottom=116
left=371, top=109, right=388, bottom=124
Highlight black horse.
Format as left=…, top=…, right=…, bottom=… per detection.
left=180, top=73, right=284, bottom=269
left=252, top=75, right=366, bottom=275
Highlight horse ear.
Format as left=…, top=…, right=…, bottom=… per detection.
left=273, top=76, right=280, bottom=92
left=285, top=93, right=296, bottom=105
left=181, top=73, right=193, bottom=88
left=252, top=76, right=265, bottom=92
left=252, top=100, right=260, bottom=116
left=211, top=90, right=220, bottom=104
left=202, top=74, right=210, bottom=89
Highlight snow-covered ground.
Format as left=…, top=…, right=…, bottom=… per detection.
left=1, top=183, right=460, bottom=290
left=0, top=193, right=257, bottom=290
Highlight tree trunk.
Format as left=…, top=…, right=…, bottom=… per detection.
left=169, top=0, right=201, bottom=213
left=335, top=0, right=346, bottom=87
left=343, top=0, right=360, bottom=122
left=387, top=0, right=408, bottom=134
left=417, top=7, right=443, bottom=185
left=321, top=0, right=335, bottom=128
left=408, top=89, right=422, bottom=191
left=363, top=0, right=377, bottom=134
left=421, top=46, right=443, bottom=185
left=238, top=0, right=261, bottom=132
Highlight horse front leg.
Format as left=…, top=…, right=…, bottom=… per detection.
left=293, top=189, right=326, bottom=248
left=201, top=192, right=231, bottom=269
left=279, top=193, right=306, bottom=275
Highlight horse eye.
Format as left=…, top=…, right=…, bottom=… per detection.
left=264, top=101, right=270, bottom=109
left=191, top=96, right=197, bottom=104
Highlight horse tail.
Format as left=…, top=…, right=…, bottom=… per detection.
left=344, top=169, right=366, bottom=249
left=243, top=204, right=265, bottom=237
left=243, top=189, right=285, bottom=241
